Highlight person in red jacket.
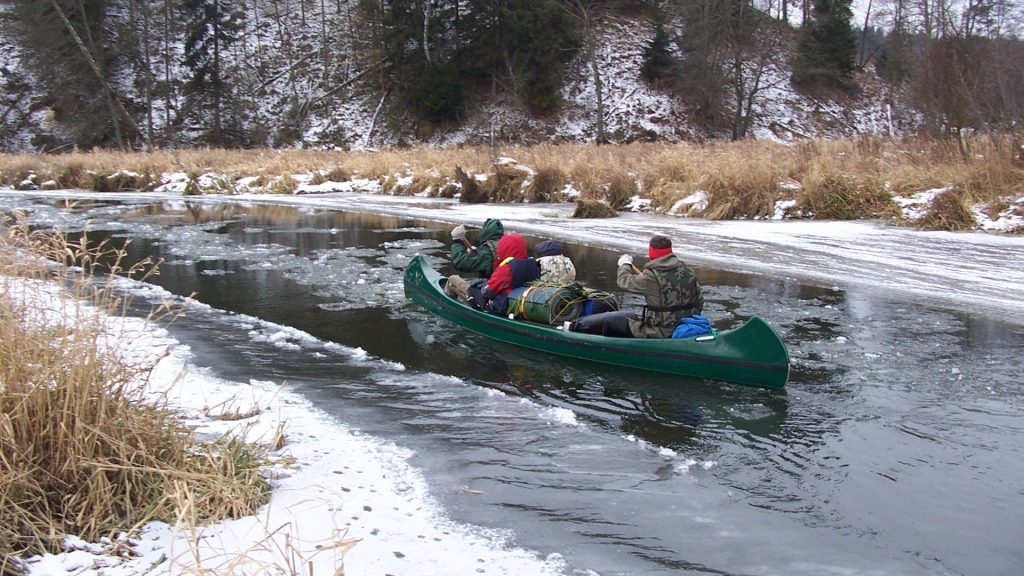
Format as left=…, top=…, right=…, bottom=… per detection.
left=469, top=233, right=540, bottom=314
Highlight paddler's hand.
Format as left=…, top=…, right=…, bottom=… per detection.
left=617, top=254, right=633, bottom=268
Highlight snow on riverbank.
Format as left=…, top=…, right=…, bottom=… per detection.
left=12, top=278, right=569, bottom=576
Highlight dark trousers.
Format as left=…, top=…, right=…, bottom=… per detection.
left=569, top=310, right=637, bottom=338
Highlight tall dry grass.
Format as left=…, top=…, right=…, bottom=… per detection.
left=0, top=214, right=268, bottom=563
left=2, top=135, right=1021, bottom=229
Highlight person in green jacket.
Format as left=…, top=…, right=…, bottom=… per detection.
left=570, top=234, right=703, bottom=338
left=444, top=218, right=505, bottom=301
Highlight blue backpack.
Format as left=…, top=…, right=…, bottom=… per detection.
left=671, top=314, right=712, bottom=339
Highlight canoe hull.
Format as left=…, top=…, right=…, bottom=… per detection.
left=404, top=255, right=789, bottom=390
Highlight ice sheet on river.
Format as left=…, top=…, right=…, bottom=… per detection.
left=233, top=192, right=1024, bottom=325
left=12, top=190, right=1019, bottom=322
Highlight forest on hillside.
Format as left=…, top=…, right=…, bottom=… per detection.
left=0, top=0, right=1021, bottom=152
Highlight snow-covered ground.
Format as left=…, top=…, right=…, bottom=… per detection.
left=6, top=186, right=1024, bottom=576
left=10, top=277, right=570, bottom=576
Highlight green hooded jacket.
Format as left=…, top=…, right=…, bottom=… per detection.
left=616, top=252, right=703, bottom=338
left=451, top=218, right=505, bottom=277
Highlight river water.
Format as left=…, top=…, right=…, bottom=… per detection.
left=3, top=193, right=1023, bottom=576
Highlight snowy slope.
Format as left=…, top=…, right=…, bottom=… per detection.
left=0, top=1, right=919, bottom=152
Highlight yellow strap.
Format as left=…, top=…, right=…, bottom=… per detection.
left=516, top=285, right=538, bottom=318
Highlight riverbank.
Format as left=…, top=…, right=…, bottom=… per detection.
left=2, top=137, right=1022, bottom=233
left=7, top=270, right=569, bottom=576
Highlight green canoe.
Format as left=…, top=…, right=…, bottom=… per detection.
left=403, top=255, right=790, bottom=390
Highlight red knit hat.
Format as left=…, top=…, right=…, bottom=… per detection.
left=648, top=235, right=672, bottom=261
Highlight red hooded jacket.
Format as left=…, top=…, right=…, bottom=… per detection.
left=485, top=234, right=539, bottom=295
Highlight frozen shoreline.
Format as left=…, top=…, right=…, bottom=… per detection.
left=15, top=279, right=571, bottom=576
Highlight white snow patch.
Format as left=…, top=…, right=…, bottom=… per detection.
left=7, top=276, right=567, bottom=576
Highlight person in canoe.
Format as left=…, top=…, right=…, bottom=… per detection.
left=570, top=234, right=704, bottom=338
left=444, top=218, right=505, bottom=302
left=534, top=239, right=576, bottom=284
left=467, top=233, right=541, bottom=314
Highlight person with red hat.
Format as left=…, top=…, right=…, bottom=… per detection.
left=570, top=234, right=703, bottom=338
left=467, top=233, right=541, bottom=314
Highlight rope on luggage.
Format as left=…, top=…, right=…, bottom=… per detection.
left=509, top=281, right=619, bottom=325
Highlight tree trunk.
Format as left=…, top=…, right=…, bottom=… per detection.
left=53, top=0, right=129, bottom=149
left=141, top=0, right=154, bottom=149
left=320, top=0, right=328, bottom=81
left=592, top=53, right=605, bottom=144
left=163, top=0, right=174, bottom=144
left=423, top=0, right=432, bottom=65
left=253, top=0, right=264, bottom=69
left=213, top=0, right=222, bottom=144
left=858, top=0, right=873, bottom=68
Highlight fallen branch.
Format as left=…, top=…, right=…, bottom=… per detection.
left=310, top=59, right=386, bottom=108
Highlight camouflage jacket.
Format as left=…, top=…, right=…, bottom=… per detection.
left=616, top=253, right=703, bottom=338
left=537, top=254, right=577, bottom=284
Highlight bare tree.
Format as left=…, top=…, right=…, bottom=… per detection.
left=49, top=0, right=136, bottom=148
left=896, top=0, right=1024, bottom=150
left=567, top=0, right=608, bottom=143
left=728, top=1, right=787, bottom=139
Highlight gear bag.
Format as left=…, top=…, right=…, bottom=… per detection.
left=506, top=282, right=619, bottom=325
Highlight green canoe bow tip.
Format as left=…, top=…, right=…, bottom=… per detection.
left=404, top=255, right=790, bottom=390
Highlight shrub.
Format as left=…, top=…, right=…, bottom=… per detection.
left=488, top=161, right=531, bottom=203
left=524, top=166, right=565, bottom=203
left=456, top=166, right=488, bottom=204
left=699, top=160, right=781, bottom=220
left=605, top=173, right=638, bottom=211
left=0, top=215, right=268, bottom=559
left=800, top=170, right=898, bottom=220
left=56, top=163, right=88, bottom=189
left=184, top=173, right=201, bottom=196
left=572, top=199, right=618, bottom=218
left=390, top=174, right=440, bottom=196
left=268, top=174, right=298, bottom=195
left=917, top=188, right=977, bottom=230
left=90, top=171, right=155, bottom=192
left=312, top=166, right=351, bottom=184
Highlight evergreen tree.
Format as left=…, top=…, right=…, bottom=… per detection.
left=640, top=1, right=673, bottom=84
left=182, top=0, right=245, bottom=145
left=792, top=0, right=858, bottom=93
left=358, top=0, right=465, bottom=124
left=412, top=59, right=465, bottom=122
left=459, top=0, right=579, bottom=114
left=507, top=0, right=578, bottom=113
left=677, top=0, right=731, bottom=129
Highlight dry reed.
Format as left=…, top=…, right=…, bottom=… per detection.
left=0, top=214, right=268, bottom=561
left=916, top=188, right=977, bottom=230
left=2, top=135, right=1021, bottom=230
